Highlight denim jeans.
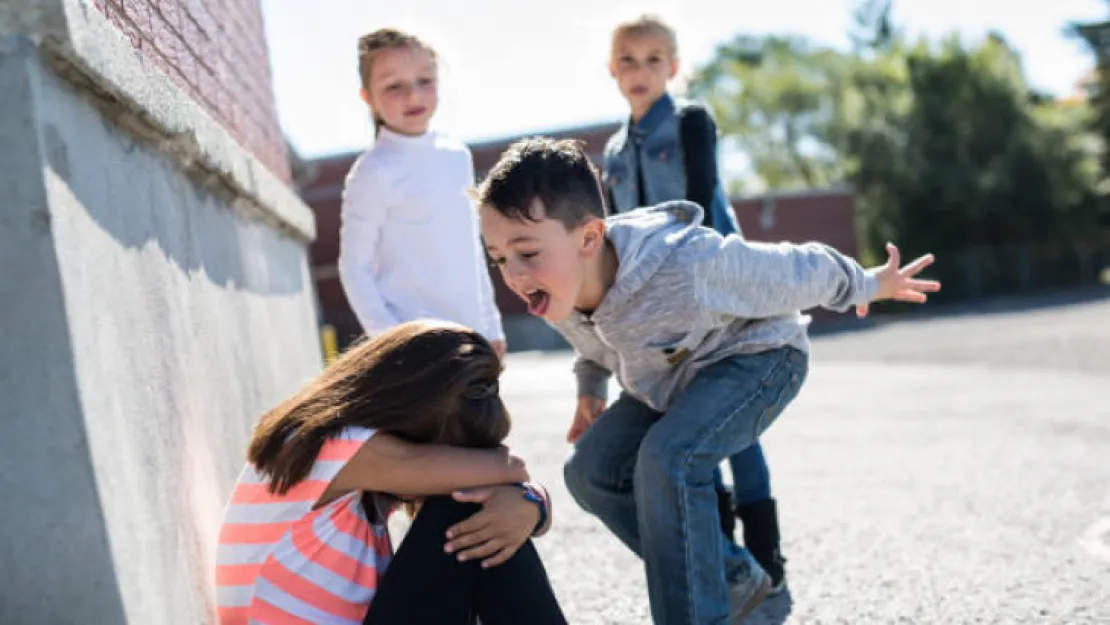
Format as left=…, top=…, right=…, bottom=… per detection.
left=713, top=443, right=772, bottom=505
left=564, top=347, right=808, bottom=624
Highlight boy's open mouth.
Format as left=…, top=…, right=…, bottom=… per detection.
left=524, top=289, right=550, bottom=316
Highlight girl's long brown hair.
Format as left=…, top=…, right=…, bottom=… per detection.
left=248, top=320, right=508, bottom=495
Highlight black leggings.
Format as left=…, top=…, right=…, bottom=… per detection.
left=363, top=496, right=568, bottom=625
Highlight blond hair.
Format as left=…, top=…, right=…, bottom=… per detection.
left=611, top=14, right=678, bottom=57
left=356, top=28, right=437, bottom=133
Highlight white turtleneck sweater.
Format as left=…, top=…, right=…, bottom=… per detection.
left=338, top=127, right=504, bottom=342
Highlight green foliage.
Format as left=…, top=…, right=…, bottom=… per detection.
left=1069, top=14, right=1110, bottom=226
left=689, top=36, right=848, bottom=190
left=690, top=19, right=1104, bottom=273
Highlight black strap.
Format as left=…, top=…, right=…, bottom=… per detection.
left=677, top=105, right=720, bottom=230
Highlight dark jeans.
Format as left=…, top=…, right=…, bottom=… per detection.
left=363, top=496, right=567, bottom=625
left=714, top=442, right=772, bottom=505
left=563, top=347, right=808, bottom=624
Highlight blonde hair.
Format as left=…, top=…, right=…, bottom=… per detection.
left=356, top=28, right=437, bottom=134
left=611, top=14, right=678, bottom=57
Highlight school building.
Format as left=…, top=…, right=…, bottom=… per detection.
left=295, top=121, right=862, bottom=351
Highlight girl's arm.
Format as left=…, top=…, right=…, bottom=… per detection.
left=465, top=149, right=506, bottom=344
left=338, top=162, right=400, bottom=334
left=329, top=432, right=528, bottom=498
left=475, top=238, right=505, bottom=344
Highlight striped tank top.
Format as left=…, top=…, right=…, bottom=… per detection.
left=215, top=426, right=393, bottom=624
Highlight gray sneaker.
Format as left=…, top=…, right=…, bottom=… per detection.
left=728, top=566, right=772, bottom=623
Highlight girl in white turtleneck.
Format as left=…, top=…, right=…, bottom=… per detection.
left=339, top=29, right=505, bottom=357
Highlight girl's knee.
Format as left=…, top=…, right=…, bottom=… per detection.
left=412, top=496, right=481, bottom=531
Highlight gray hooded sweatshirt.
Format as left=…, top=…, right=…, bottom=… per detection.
left=551, top=201, right=879, bottom=412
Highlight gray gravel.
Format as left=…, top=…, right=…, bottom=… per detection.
left=497, top=292, right=1110, bottom=624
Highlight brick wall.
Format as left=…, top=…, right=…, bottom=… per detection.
left=732, top=190, right=859, bottom=256
left=92, top=0, right=290, bottom=181
left=733, top=190, right=861, bottom=325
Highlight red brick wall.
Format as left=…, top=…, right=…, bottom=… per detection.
left=92, top=0, right=291, bottom=182
left=732, top=191, right=858, bottom=256
left=733, top=190, right=860, bottom=324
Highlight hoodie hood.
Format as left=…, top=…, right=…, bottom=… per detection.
left=594, top=201, right=706, bottom=316
left=551, top=199, right=875, bottom=412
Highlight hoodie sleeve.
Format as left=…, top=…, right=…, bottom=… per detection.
left=693, top=233, right=880, bottom=317
left=573, top=356, right=611, bottom=401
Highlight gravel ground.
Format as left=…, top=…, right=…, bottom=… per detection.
left=494, top=291, right=1110, bottom=624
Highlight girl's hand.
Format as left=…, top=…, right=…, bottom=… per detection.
left=443, top=485, right=540, bottom=568
left=857, top=243, right=942, bottom=318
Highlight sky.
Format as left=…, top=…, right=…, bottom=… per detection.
left=260, top=0, right=1109, bottom=160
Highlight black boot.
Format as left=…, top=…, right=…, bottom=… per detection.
left=716, top=485, right=737, bottom=542
left=736, top=498, right=786, bottom=592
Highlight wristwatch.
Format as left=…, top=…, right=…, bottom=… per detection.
left=516, top=482, right=548, bottom=535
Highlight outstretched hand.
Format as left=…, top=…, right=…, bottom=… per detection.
left=857, top=243, right=941, bottom=318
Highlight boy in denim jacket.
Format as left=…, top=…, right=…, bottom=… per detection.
left=477, top=138, right=939, bottom=623
left=601, top=14, right=789, bottom=592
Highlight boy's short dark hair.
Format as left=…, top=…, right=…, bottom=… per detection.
left=476, top=138, right=607, bottom=230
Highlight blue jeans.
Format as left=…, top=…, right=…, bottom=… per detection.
left=714, top=444, right=772, bottom=505
left=564, top=347, right=808, bottom=624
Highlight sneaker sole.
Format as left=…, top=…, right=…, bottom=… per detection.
left=734, top=575, right=773, bottom=622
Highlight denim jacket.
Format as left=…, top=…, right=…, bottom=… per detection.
left=602, top=93, right=739, bottom=236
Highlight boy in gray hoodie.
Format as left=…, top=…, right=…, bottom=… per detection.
left=477, top=138, right=939, bottom=624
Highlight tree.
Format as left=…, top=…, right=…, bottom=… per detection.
left=830, top=38, right=915, bottom=261
left=849, top=0, right=895, bottom=52
left=688, top=36, right=850, bottom=191
left=693, top=17, right=1102, bottom=284
left=1069, top=7, right=1110, bottom=226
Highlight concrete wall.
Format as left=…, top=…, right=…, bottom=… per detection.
left=0, top=1, right=321, bottom=623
